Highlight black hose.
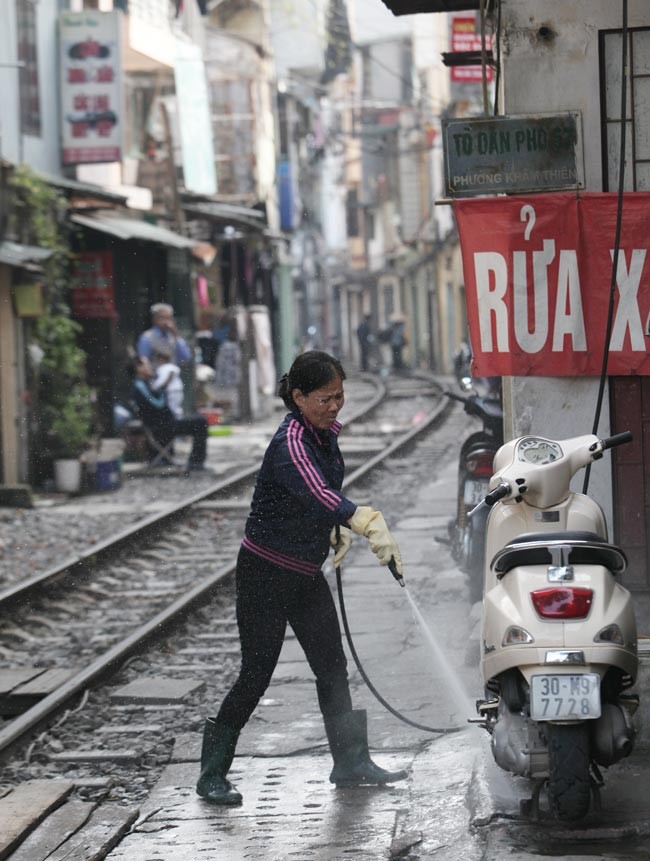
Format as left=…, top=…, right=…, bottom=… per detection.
left=335, top=564, right=464, bottom=735
left=493, top=0, right=502, bottom=116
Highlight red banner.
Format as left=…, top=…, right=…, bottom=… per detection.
left=454, top=192, right=650, bottom=377
left=70, top=251, right=116, bottom=318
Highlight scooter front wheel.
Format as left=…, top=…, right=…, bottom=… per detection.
left=547, top=723, right=591, bottom=821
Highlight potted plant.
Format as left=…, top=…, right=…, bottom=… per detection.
left=8, top=166, right=93, bottom=491
left=35, top=314, right=93, bottom=492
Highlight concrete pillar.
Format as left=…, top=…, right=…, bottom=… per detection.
left=276, top=261, right=294, bottom=373
left=0, top=265, right=19, bottom=484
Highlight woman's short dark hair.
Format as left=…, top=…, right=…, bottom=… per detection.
left=127, top=355, right=147, bottom=379
left=278, top=350, right=346, bottom=409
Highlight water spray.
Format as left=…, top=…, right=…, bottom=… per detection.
left=334, top=555, right=465, bottom=735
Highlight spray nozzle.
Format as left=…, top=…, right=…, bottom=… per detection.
left=389, top=557, right=405, bottom=587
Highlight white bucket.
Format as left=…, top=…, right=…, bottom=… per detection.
left=54, top=458, right=82, bottom=493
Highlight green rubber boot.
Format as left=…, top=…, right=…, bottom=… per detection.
left=196, top=718, right=243, bottom=804
left=324, top=709, right=409, bottom=787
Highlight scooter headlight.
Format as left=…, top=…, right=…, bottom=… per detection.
left=594, top=624, right=624, bottom=645
left=502, top=625, right=534, bottom=646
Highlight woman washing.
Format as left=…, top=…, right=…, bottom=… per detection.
left=196, top=350, right=407, bottom=804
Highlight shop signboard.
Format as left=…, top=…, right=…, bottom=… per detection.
left=450, top=16, right=492, bottom=83
left=443, top=113, right=583, bottom=197
left=70, top=251, right=116, bottom=318
left=59, top=10, right=123, bottom=165
left=454, top=192, right=650, bottom=377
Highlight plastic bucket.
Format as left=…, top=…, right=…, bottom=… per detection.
left=95, top=460, right=121, bottom=491
left=54, top=459, right=82, bottom=494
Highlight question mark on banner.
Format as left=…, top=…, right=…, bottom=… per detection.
left=521, top=204, right=536, bottom=241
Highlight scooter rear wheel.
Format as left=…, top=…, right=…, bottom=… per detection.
left=547, top=723, right=591, bottom=821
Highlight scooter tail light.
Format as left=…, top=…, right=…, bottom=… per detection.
left=502, top=626, right=534, bottom=646
left=594, top=624, right=624, bottom=645
left=466, top=450, right=494, bottom=477
left=531, top=587, right=593, bottom=619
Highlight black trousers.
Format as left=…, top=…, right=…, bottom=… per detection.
left=151, top=414, right=207, bottom=466
left=174, top=415, right=207, bottom=465
left=217, top=548, right=352, bottom=731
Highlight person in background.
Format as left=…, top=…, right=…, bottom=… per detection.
left=195, top=308, right=220, bottom=368
left=137, top=303, right=192, bottom=367
left=129, top=356, right=208, bottom=472
left=356, top=313, right=374, bottom=372
left=195, top=350, right=407, bottom=806
left=389, top=317, right=407, bottom=372
left=213, top=324, right=242, bottom=421
left=151, top=346, right=184, bottom=419
left=213, top=312, right=233, bottom=357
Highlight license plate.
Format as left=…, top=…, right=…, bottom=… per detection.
left=530, top=673, right=601, bottom=720
left=464, top=479, right=488, bottom=506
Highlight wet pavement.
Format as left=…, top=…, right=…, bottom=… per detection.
left=28, top=386, right=650, bottom=860
left=99, top=399, right=650, bottom=861
left=103, top=442, right=488, bottom=860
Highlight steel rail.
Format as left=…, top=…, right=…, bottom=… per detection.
left=0, top=377, right=386, bottom=613
left=0, top=379, right=450, bottom=759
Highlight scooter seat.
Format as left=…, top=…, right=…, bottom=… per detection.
left=492, top=532, right=627, bottom=576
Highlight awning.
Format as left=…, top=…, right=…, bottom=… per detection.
left=37, top=171, right=128, bottom=205
left=379, top=0, right=479, bottom=13
left=182, top=201, right=267, bottom=233
left=0, top=240, right=54, bottom=270
left=70, top=214, right=198, bottom=249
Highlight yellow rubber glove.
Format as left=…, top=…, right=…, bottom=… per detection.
left=348, top=506, right=403, bottom=575
left=330, top=526, right=352, bottom=567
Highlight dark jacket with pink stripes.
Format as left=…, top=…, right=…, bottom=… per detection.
left=242, top=409, right=357, bottom=576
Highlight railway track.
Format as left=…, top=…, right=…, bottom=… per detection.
left=0, top=374, right=450, bottom=769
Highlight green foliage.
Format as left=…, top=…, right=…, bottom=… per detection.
left=10, top=167, right=93, bottom=462
left=35, top=315, right=93, bottom=459
left=10, top=165, right=71, bottom=309
left=49, top=388, right=93, bottom=459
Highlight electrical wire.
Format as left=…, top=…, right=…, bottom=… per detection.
left=493, top=0, right=502, bottom=116
left=583, top=0, right=628, bottom=494
left=335, top=563, right=465, bottom=735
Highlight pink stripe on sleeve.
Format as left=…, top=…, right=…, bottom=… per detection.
left=287, top=421, right=340, bottom=510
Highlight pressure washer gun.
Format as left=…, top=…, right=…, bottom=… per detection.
left=389, top=558, right=405, bottom=588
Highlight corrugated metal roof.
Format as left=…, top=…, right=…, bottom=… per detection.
left=37, top=171, right=129, bottom=204
left=182, top=201, right=267, bottom=232
left=0, top=241, right=54, bottom=269
left=71, top=214, right=197, bottom=249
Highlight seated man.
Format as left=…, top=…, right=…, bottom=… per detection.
left=129, top=356, right=209, bottom=472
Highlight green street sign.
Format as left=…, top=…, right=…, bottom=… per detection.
left=442, top=113, right=583, bottom=197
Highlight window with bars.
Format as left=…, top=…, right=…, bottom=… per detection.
left=210, top=78, right=256, bottom=197
left=16, top=0, right=41, bottom=136
left=601, top=27, right=650, bottom=191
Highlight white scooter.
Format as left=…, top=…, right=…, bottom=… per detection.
left=474, top=430, right=638, bottom=821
